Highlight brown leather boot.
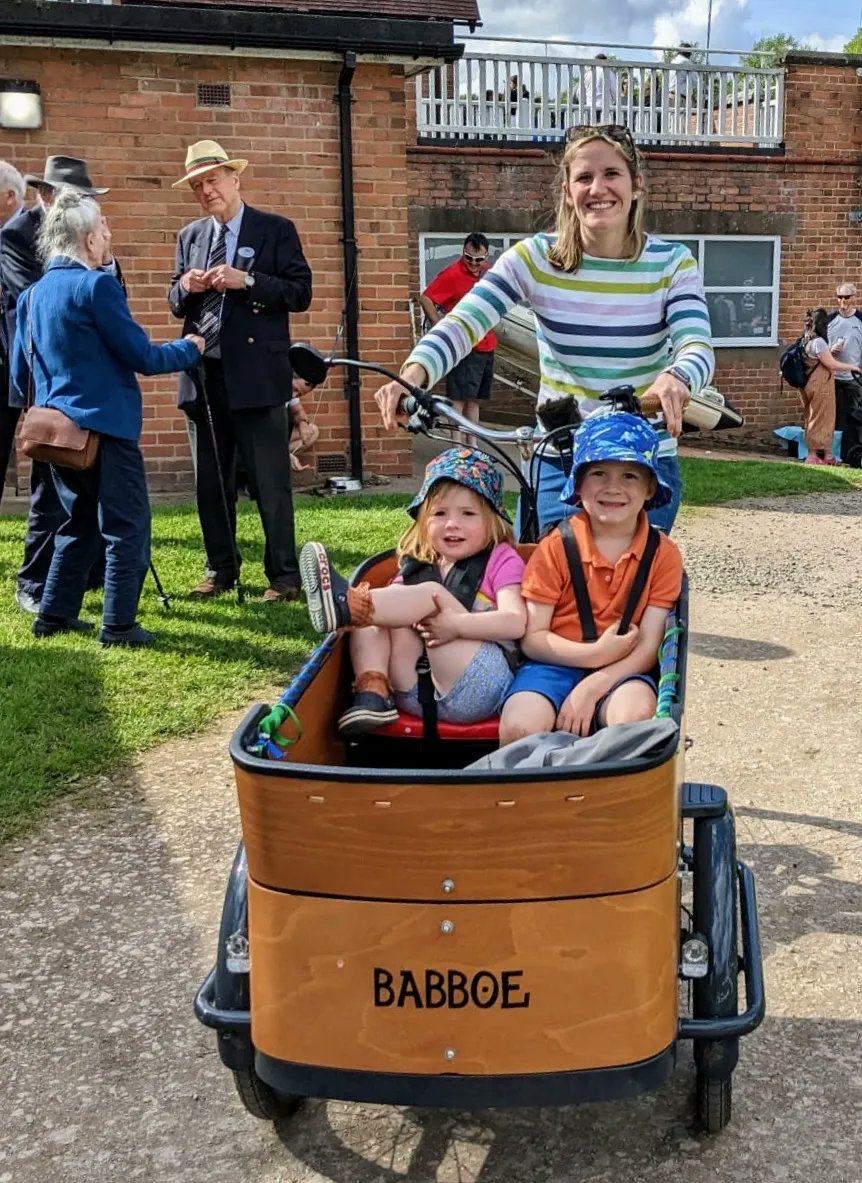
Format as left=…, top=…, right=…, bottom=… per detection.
left=261, top=580, right=302, bottom=604
left=189, top=574, right=235, bottom=599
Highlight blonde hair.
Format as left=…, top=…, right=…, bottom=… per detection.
left=396, top=479, right=513, bottom=565
left=547, top=128, right=646, bottom=273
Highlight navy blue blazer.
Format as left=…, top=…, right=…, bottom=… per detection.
left=169, top=204, right=312, bottom=413
left=12, top=258, right=199, bottom=441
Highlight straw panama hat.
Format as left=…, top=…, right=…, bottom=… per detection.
left=172, top=139, right=249, bottom=189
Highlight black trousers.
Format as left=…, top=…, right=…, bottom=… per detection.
left=0, top=402, right=21, bottom=495
left=17, top=458, right=106, bottom=599
left=188, top=358, right=298, bottom=586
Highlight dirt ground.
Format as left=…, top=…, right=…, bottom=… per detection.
left=1, top=490, right=861, bottom=1183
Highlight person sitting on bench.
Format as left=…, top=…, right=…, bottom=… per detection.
left=499, top=413, right=683, bottom=745
left=299, top=447, right=527, bottom=737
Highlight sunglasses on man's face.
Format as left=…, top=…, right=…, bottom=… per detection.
left=463, top=252, right=488, bottom=264
left=837, top=293, right=854, bottom=300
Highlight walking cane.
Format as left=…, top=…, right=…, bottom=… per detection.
left=149, top=561, right=171, bottom=610
left=190, top=318, right=245, bottom=605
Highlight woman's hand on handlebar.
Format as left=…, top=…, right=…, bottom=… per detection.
left=642, top=371, right=688, bottom=437
left=375, top=363, right=429, bottom=430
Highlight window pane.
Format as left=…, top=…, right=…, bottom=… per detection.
left=703, top=240, right=774, bottom=287
left=668, top=238, right=700, bottom=261
left=707, top=292, right=773, bottom=338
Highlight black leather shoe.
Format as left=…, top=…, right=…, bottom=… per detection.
left=32, top=616, right=94, bottom=638
left=99, top=624, right=156, bottom=648
left=15, top=588, right=41, bottom=615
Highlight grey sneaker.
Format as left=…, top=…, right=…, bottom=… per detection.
left=299, top=542, right=352, bottom=633
left=338, top=692, right=399, bottom=737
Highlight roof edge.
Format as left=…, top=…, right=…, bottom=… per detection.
left=0, top=0, right=466, bottom=60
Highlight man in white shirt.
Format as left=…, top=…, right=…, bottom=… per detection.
left=827, top=282, right=862, bottom=434
left=581, top=54, right=618, bottom=124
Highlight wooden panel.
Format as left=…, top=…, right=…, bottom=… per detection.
left=249, top=876, right=679, bottom=1075
left=236, top=758, right=679, bottom=901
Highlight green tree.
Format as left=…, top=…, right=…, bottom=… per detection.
left=845, top=27, right=862, bottom=53
left=741, top=33, right=810, bottom=68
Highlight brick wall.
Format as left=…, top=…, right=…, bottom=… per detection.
left=0, top=45, right=415, bottom=490
left=405, top=60, right=862, bottom=432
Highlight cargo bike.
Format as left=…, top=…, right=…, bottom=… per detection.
left=195, top=347, right=765, bottom=1134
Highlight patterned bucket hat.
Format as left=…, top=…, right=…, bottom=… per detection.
left=561, top=412, right=672, bottom=510
left=408, top=447, right=511, bottom=522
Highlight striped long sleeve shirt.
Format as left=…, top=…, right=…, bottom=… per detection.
left=407, top=233, right=715, bottom=450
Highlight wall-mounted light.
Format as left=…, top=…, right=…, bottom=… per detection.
left=0, top=81, right=42, bottom=130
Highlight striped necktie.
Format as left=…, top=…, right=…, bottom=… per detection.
left=198, top=222, right=227, bottom=350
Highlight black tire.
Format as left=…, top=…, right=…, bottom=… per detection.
left=233, top=1067, right=303, bottom=1121
left=696, top=1072, right=732, bottom=1133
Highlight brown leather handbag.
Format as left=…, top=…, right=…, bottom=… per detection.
left=19, top=291, right=100, bottom=472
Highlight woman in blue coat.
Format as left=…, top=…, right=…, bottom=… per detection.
left=12, top=188, right=204, bottom=646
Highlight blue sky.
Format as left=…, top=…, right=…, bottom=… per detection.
left=472, top=0, right=860, bottom=57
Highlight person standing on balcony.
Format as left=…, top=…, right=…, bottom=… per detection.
left=419, top=234, right=497, bottom=440
left=376, top=125, right=714, bottom=536
left=581, top=55, right=618, bottom=124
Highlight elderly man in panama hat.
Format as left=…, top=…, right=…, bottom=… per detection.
left=1, top=154, right=120, bottom=612
left=169, top=139, right=312, bottom=602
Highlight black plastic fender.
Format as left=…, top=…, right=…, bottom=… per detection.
left=692, top=809, right=739, bottom=1080
left=214, top=841, right=253, bottom=1070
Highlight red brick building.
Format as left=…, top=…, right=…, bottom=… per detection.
left=0, top=0, right=475, bottom=492
left=2, top=7, right=861, bottom=488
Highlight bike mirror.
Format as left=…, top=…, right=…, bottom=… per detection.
left=289, top=343, right=331, bottom=386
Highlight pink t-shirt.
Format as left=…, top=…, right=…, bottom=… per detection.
left=393, top=542, right=525, bottom=609
left=474, top=542, right=525, bottom=610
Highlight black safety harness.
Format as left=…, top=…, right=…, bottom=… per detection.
left=558, top=517, right=660, bottom=639
left=400, top=548, right=493, bottom=742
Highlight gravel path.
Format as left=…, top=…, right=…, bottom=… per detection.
left=1, top=491, right=861, bottom=1183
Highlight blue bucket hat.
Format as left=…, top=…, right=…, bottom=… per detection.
left=561, top=412, right=672, bottom=510
left=408, top=447, right=511, bottom=522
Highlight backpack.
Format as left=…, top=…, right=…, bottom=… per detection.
left=778, top=337, right=811, bottom=390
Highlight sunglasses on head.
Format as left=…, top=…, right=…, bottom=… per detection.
left=566, top=123, right=637, bottom=151
left=463, top=252, right=488, bottom=264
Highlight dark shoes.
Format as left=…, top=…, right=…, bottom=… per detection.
left=189, top=575, right=235, bottom=599
left=338, top=691, right=399, bottom=737
left=261, top=580, right=302, bottom=604
left=299, top=543, right=351, bottom=633
left=32, top=616, right=94, bottom=638
left=16, top=588, right=41, bottom=615
left=99, top=624, right=156, bottom=648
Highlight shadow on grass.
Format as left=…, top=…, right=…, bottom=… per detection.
left=0, top=642, right=122, bottom=843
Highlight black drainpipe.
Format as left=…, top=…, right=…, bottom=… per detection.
left=337, top=50, right=363, bottom=482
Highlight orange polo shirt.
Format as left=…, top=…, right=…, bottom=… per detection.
left=521, top=511, right=683, bottom=643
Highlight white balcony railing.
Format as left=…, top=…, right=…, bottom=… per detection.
left=416, top=40, right=784, bottom=149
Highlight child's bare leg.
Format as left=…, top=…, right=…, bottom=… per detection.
left=597, top=680, right=656, bottom=728
left=388, top=627, right=483, bottom=699
left=339, top=626, right=398, bottom=735
left=367, top=582, right=468, bottom=629
left=349, top=625, right=391, bottom=682
left=498, top=691, right=556, bottom=746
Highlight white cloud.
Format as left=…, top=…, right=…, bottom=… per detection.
left=801, top=32, right=848, bottom=52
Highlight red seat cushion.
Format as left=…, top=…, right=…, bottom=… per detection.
left=373, top=711, right=500, bottom=741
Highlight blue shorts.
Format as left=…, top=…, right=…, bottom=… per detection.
left=505, top=659, right=657, bottom=722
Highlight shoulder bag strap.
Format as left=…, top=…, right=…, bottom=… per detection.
left=618, top=526, right=661, bottom=636
left=26, top=289, right=36, bottom=409
left=558, top=517, right=597, bottom=642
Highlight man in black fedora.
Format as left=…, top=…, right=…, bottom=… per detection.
left=0, top=154, right=120, bottom=613
left=169, top=139, right=312, bottom=602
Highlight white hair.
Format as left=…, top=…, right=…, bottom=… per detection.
left=0, top=160, right=25, bottom=204
left=837, top=283, right=857, bottom=297
left=37, top=186, right=102, bottom=264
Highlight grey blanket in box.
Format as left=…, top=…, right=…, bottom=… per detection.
left=466, top=718, right=679, bottom=771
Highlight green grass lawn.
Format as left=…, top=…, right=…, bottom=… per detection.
left=1, top=455, right=860, bottom=840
